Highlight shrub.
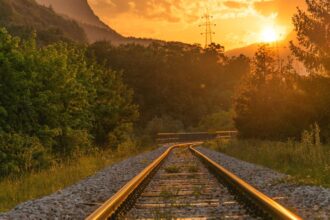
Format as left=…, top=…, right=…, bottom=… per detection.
left=0, top=133, right=51, bottom=177
left=116, top=139, right=137, bottom=157
left=197, top=110, right=235, bottom=132
left=205, top=127, right=330, bottom=186
left=144, top=115, right=184, bottom=137
left=0, top=28, right=138, bottom=177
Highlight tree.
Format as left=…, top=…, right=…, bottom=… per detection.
left=0, top=28, right=139, bottom=177
left=290, top=0, right=330, bottom=75
left=234, top=45, right=307, bottom=139
left=88, top=41, right=249, bottom=129
left=290, top=0, right=330, bottom=141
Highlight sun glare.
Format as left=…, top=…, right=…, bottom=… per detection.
left=260, top=27, right=279, bottom=43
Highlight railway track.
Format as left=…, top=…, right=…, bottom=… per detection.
left=86, top=143, right=302, bottom=220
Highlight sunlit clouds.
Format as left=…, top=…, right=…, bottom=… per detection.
left=88, top=0, right=306, bottom=49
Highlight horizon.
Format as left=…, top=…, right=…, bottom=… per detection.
left=88, top=0, right=306, bottom=50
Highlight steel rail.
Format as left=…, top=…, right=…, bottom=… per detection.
left=189, top=145, right=302, bottom=220
left=86, top=143, right=302, bottom=220
left=85, top=143, right=189, bottom=220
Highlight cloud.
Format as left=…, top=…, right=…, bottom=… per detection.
left=88, top=0, right=307, bottom=49
left=224, top=1, right=249, bottom=9
left=253, top=0, right=306, bottom=24
left=89, top=0, right=306, bottom=24
left=89, top=0, right=205, bottom=23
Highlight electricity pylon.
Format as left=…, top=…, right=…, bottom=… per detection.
left=199, top=9, right=216, bottom=48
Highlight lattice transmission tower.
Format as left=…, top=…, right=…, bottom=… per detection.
left=199, top=9, right=216, bottom=48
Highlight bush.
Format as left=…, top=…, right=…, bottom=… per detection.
left=205, top=126, right=330, bottom=186
left=144, top=115, right=184, bottom=137
left=197, top=110, right=235, bottom=132
left=0, top=133, right=51, bottom=177
left=116, top=139, right=138, bottom=157
left=0, top=28, right=138, bottom=177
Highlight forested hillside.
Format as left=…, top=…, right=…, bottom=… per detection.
left=36, top=0, right=108, bottom=28
left=88, top=42, right=250, bottom=132
left=35, top=0, right=158, bottom=45
left=0, top=0, right=87, bottom=44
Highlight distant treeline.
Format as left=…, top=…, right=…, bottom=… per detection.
left=87, top=42, right=249, bottom=129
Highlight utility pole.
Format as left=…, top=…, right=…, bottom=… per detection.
left=199, top=8, right=216, bottom=48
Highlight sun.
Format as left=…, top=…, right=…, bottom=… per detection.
left=260, top=27, right=279, bottom=43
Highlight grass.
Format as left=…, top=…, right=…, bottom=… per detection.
left=192, top=185, right=203, bottom=198
left=0, top=144, right=155, bottom=212
left=204, top=138, right=330, bottom=188
left=187, top=165, right=199, bottom=173
left=164, top=165, right=180, bottom=173
left=160, top=187, right=176, bottom=200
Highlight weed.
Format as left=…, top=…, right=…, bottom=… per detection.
left=187, top=165, right=199, bottom=173
left=204, top=127, right=330, bottom=187
left=192, top=185, right=203, bottom=198
left=164, top=165, right=180, bottom=173
left=0, top=146, right=155, bottom=212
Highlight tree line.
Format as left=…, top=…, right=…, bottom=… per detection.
left=87, top=42, right=249, bottom=130
left=0, top=29, right=248, bottom=177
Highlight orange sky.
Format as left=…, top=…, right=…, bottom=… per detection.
left=88, top=0, right=306, bottom=50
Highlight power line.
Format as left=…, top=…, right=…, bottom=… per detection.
left=199, top=8, right=216, bottom=48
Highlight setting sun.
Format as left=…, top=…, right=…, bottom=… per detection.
left=260, top=27, right=279, bottom=43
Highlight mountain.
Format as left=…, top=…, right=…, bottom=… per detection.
left=226, top=32, right=297, bottom=58
left=35, top=0, right=155, bottom=45
left=35, top=0, right=107, bottom=28
left=226, top=32, right=307, bottom=75
left=0, top=0, right=87, bottom=44
left=35, top=0, right=124, bottom=43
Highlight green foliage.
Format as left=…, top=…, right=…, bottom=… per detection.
left=290, top=0, right=330, bottom=75
left=235, top=45, right=302, bottom=139
left=116, top=139, right=138, bottom=157
left=164, top=165, right=180, bottom=173
left=0, top=145, right=155, bottom=212
left=205, top=137, right=330, bottom=187
left=0, top=0, right=87, bottom=44
left=0, top=133, right=51, bottom=177
left=0, top=28, right=137, bottom=177
left=92, top=68, right=138, bottom=147
left=197, top=110, right=235, bottom=132
left=88, top=42, right=250, bottom=128
left=144, top=115, right=184, bottom=136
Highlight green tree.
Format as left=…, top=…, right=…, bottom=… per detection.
left=290, top=0, right=330, bottom=75
left=88, top=41, right=249, bottom=129
left=290, top=0, right=330, bottom=141
left=0, top=28, right=138, bottom=177
left=234, top=45, right=307, bottom=139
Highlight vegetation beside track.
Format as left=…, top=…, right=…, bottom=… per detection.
left=204, top=127, right=330, bottom=188
left=0, top=143, right=155, bottom=212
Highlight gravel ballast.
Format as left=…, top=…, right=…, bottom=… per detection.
left=1, top=145, right=329, bottom=219
left=0, top=146, right=169, bottom=220
left=197, top=147, right=330, bottom=219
